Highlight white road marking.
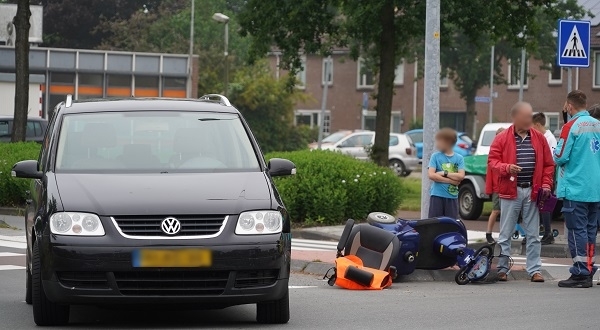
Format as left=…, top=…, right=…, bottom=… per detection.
left=0, top=252, right=25, bottom=257
left=0, top=240, right=26, bottom=250
left=288, top=286, right=317, bottom=289
left=0, top=265, right=25, bottom=271
left=292, top=239, right=338, bottom=251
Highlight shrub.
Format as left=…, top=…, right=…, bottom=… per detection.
left=0, top=142, right=41, bottom=207
left=266, top=150, right=405, bottom=225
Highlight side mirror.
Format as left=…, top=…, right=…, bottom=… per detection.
left=12, top=160, right=43, bottom=179
left=268, top=158, right=296, bottom=177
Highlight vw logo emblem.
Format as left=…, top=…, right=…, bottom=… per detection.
left=161, top=217, right=181, bottom=235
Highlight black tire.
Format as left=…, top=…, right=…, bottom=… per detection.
left=458, top=183, right=484, bottom=220
left=552, top=229, right=559, bottom=237
left=389, top=159, right=407, bottom=177
left=256, top=288, right=289, bottom=324
left=455, top=267, right=469, bottom=285
left=512, top=231, right=520, bottom=240
left=32, top=241, right=70, bottom=326
left=25, top=262, right=32, bottom=305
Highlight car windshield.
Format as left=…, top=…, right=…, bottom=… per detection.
left=322, top=131, right=349, bottom=144
left=407, top=132, right=423, bottom=143
left=480, top=131, right=497, bottom=146
left=55, top=111, right=260, bottom=173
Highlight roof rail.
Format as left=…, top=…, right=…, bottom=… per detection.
left=200, top=94, right=232, bottom=107
left=65, top=94, right=73, bottom=108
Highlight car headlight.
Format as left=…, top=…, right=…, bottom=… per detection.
left=235, top=211, right=282, bottom=235
left=50, top=212, right=105, bottom=236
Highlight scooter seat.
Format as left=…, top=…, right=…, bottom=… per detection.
left=367, top=212, right=397, bottom=225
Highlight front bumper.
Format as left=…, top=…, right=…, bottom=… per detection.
left=41, top=242, right=290, bottom=306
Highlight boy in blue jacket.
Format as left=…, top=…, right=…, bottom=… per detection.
left=555, top=90, right=600, bottom=288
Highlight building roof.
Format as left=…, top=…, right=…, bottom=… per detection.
left=579, top=0, right=600, bottom=26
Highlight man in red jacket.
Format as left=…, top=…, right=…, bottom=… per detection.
left=488, top=102, right=555, bottom=283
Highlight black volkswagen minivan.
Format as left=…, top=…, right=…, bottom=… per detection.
left=12, top=95, right=296, bottom=326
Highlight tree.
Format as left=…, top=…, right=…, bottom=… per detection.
left=228, top=62, right=314, bottom=153
left=441, top=0, right=590, bottom=136
left=11, top=0, right=30, bottom=142
left=238, top=0, right=588, bottom=166
left=97, top=0, right=252, bottom=96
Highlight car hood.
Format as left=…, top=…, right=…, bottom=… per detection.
left=55, top=172, right=272, bottom=216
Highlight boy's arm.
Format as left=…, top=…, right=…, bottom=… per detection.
left=445, top=156, right=465, bottom=181
left=428, top=167, right=461, bottom=185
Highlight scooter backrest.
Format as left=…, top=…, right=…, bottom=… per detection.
left=345, top=224, right=400, bottom=271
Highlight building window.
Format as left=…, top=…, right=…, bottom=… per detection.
left=440, top=70, right=449, bottom=88
left=162, top=77, right=186, bottom=98
left=394, top=60, right=404, bottom=85
left=322, top=57, right=333, bottom=86
left=508, top=54, right=528, bottom=88
left=545, top=112, right=560, bottom=133
left=594, top=52, right=600, bottom=88
left=295, top=110, right=330, bottom=133
left=549, top=64, right=562, bottom=85
left=107, top=74, right=132, bottom=97
left=357, top=58, right=375, bottom=89
left=440, top=112, right=466, bottom=132
left=362, top=110, right=402, bottom=133
left=135, top=75, right=159, bottom=97
left=78, top=73, right=103, bottom=99
left=296, top=56, right=306, bottom=89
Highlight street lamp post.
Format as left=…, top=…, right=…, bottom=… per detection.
left=212, top=13, right=230, bottom=96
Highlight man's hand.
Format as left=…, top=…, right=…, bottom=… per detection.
left=508, top=164, right=522, bottom=174
left=540, top=187, right=552, bottom=200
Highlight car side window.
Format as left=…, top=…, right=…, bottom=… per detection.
left=0, top=121, right=8, bottom=136
left=26, top=121, right=36, bottom=137
left=389, top=135, right=399, bottom=146
left=39, top=112, right=58, bottom=171
left=340, top=134, right=372, bottom=148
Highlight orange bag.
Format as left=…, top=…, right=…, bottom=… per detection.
left=333, top=255, right=392, bottom=290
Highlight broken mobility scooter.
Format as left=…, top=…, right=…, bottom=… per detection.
left=326, top=213, right=495, bottom=288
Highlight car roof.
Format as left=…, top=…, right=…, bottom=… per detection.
left=0, top=116, right=47, bottom=122
left=481, top=123, right=511, bottom=131
left=60, top=98, right=240, bottom=115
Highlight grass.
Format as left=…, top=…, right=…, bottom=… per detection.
left=399, top=177, right=493, bottom=216
left=0, top=219, right=17, bottom=230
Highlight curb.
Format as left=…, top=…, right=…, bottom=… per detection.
left=291, top=229, right=338, bottom=242
left=291, top=259, right=555, bottom=282
left=0, top=207, right=24, bottom=217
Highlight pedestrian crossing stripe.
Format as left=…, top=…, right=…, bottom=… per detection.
left=561, top=25, right=586, bottom=58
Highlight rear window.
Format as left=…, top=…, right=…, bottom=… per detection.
left=480, top=131, right=497, bottom=147
left=55, top=111, right=260, bottom=173
left=459, top=134, right=473, bottom=145
left=407, top=132, right=422, bottom=143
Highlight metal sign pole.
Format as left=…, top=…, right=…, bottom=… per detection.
left=317, top=56, right=331, bottom=149
left=420, top=0, right=441, bottom=219
left=489, top=45, right=494, bottom=123
left=518, top=48, right=526, bottom=101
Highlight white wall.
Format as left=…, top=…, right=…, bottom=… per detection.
left=0, top=82, right=41, bottom=118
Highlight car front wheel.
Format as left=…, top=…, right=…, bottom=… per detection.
left=256, top=289, right=290, bottom=324
left=32, top=241, right=70, bottom=326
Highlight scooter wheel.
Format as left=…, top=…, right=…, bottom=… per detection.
left=512, top=231, right=520, bottom=240
left=552, top=229, right=559, bottom=237
left=455, top=267, right=469, bottom=285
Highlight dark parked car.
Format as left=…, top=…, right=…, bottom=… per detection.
left=12, top=94, right=296, bottom=326
left=0, top=116, right=48, bottom=143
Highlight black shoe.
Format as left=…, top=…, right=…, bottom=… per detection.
left=558, top=275, right=593, bottom=288
left=541, top=234, right=555, bottom=245
left=521, top=237, right=527, bottom=245
left=486, top=234, right=496, bottom=245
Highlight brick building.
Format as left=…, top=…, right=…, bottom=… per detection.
left=268, top=3, right=600, bottom=139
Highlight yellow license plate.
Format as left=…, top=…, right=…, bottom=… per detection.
left=133, top=249, right=212, bottom=268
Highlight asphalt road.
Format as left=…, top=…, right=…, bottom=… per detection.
left=0, top=263, right=598, bottom=329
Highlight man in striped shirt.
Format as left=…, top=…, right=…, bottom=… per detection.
left=488, top=102, right=555, bottom=283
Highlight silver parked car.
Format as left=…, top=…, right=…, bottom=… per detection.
left=313, top=131, right=419, bottom=176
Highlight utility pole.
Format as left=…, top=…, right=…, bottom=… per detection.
left=187, top=0, right=195, bottom=98
left=421, top=0, right=440, bottom=218
left=12, top=0, right=31, bottom=142
left=317, top=56, right=331, bottom=149
left=488, top=45, right=494, bottom=123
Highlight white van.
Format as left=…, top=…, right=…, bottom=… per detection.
left=475, top=122, right=512, bottom=155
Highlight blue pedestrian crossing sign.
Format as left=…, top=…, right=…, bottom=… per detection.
left=557, top=19, right=591, bottom=68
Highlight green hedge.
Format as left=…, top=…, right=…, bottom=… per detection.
left=266, top=150, right=405, bottom=225
left=0, top=142, right=41, bottom=207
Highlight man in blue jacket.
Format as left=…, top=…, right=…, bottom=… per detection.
left=554, top=90, right=600, bottom=288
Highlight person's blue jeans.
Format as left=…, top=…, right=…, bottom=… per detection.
left=497, top=187, right=541, bottom=276
left=562, top=199, right=599, bottom=276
